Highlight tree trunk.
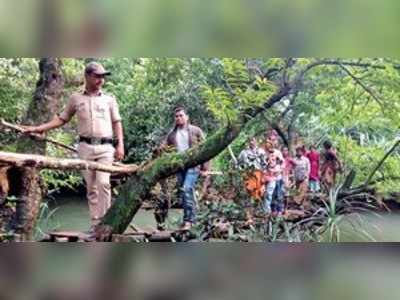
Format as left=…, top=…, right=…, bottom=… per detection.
left=287, top=121, right=296, bottom=153
left=101, top=122, right=243, bottom=234
left=14, top=58, right=64, bottom=240
left=100, top=86, right=291, bottom=236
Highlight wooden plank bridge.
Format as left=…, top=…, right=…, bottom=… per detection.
left=41, top=229, right=196, bottom=242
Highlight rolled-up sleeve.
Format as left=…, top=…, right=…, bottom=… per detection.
left=58, top=95, right=76, bottom=123
left=110, top=97, right=122, bottom=123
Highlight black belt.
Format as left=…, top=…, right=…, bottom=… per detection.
left=79, top=136, right=114, bottom=145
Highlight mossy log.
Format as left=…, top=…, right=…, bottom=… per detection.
left=99, top=86, right=292, bottom=236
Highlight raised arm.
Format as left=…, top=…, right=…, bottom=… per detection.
left=23, top=94, right=77, bottom=134
left=22, top=115, right=65, bottom=134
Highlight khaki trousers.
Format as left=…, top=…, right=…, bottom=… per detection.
left=78, top=142, right=115, bottom=225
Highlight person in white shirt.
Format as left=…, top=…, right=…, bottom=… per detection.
left=161, top=107, right=209, bottom=230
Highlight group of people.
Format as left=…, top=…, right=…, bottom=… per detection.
left=239, top=129, right=342, bottom=218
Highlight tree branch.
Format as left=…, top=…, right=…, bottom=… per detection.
left=101, top=85, right=292, bottom=235
left=319, top=59, right=400, bottom=71
left=0, top=151, right=138, bottom=174
left=268, top=121, right=289, bottom=147
left=338, top=64, right=384, bottom=108
left=363, top=139, right=400, bottom=187
left=1, top=118, right=77, bottom=153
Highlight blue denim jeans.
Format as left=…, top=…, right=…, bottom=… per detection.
left=272, top=179, right=285, bottom=213
left=309, top=180, right=320, bottom=192
left=263, top=181, right=276, bottom=214
left=177, top=168, right=200, bottom=223
left=263, top=179, right=285, bottom=214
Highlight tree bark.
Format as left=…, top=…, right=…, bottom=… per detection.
left=14, top=58, right=64, bottom=240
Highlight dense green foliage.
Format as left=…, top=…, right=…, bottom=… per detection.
left=1, top=58, right=399, bottom=200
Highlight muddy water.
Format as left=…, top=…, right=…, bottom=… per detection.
left=39, top=197, right=400, bottom=242
left=39, top=196, right=181, bottom=233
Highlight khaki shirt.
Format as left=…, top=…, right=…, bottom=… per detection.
left=59, top=91, right=121, bottom=138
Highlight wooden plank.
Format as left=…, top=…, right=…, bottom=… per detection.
left=43, top=229, right=195, bottom=242
left=48, top=231, right=91, bottom=241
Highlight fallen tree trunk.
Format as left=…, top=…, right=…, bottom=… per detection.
left=0, top=151, right=139, bottom=174
left=99, top=85, right=292, bottom=235
left=101, top=60, right=394, bottom=237
left=100, top=122, right=244, bottom=234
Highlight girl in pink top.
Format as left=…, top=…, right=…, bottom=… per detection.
left=282, top=147, right=296, bottom=192
left=306, top=145, right=320, bottom=192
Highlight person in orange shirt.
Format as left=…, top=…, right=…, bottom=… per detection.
left=238, top=137, right=267, bottom=201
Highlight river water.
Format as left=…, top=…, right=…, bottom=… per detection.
left=39, top=196, right=180, bottom=233
left=39, top=196, right=400, bottom=242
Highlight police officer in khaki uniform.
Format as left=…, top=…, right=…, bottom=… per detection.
left=23, top=62, right=125, bottom=227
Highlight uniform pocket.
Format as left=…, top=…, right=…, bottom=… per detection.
left=94, top=103, right=108, bottom=119
left=76, top=102, right=88, bottom=120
